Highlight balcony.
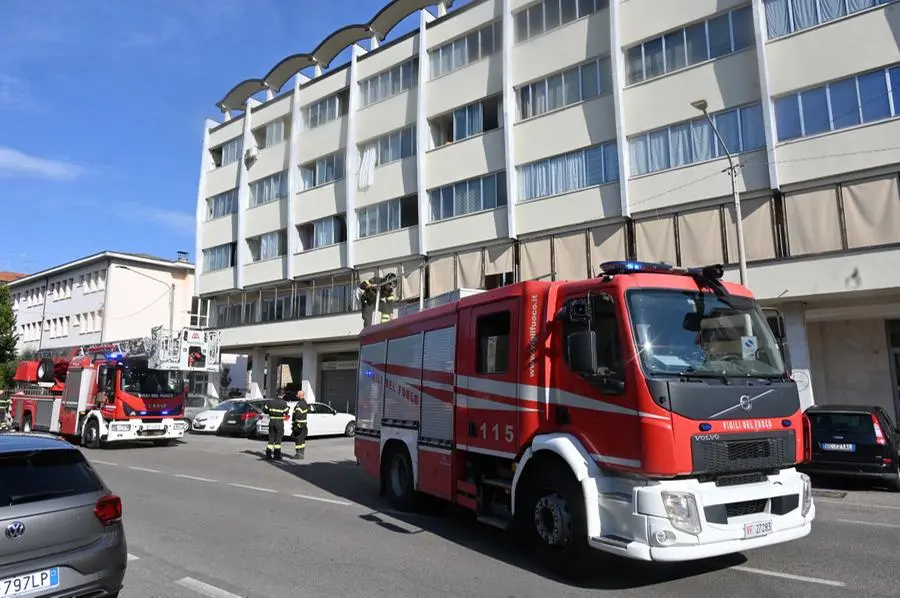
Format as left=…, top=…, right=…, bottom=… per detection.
left=198, top=268, right=236, bottom=295
left=205, top=161, right=240, bottom=198
left=357, top=157, right=418, bottom=209
left=294, top=182, right=346, bottom=224
left=427, top=128, right=506, bottom=190
left=354, top=226, right=421, bottom=266
left=244, top=257, right=287, bottom=287
left=293, top=243, right=348, bottom=278
left=427, top=54, right=503, bottom=118
left=427, top=207, right=509, bottom=253
left=201, top=214, right=237, bottom=248
left=517, top=183, right=621, bottom=236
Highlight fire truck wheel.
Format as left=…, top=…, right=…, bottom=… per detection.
left=382, top=444, right=416, bottom=511
left=37, top=358, right=55, bottom=383
left=82, top=419, right=102, bottom=450
left=523, top=465, right=594, bottom=579
left=21, top=415, right=32, bottom=434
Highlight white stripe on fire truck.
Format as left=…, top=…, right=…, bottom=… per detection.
left=456, top=444, right=517, bottom=459
left=456, top=393, right=537, bottom=412
left=590, top=453, right=642, bottom=468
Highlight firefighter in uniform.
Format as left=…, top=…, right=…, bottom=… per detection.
left=0, top=390, right=10, bottom=432
left=291, top=389, right=310, bottom=459
left=262, top=393, right=290, bottom=460
left=357, top=273, right=397, bottom=325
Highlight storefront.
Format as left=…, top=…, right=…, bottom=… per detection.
left=319, top=352, right=358, bottom=414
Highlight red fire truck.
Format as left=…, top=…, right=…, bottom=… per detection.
left=8, top=326, right=221, bottom=448
left=354, top=261, right=814, bottom=576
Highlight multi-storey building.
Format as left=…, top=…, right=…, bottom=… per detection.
left=195, top=0, right=900, bottom=418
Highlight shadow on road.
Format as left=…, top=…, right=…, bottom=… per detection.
left=237, top=448, right=747, bottom=590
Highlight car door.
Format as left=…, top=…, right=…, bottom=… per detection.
left=315, top=403, right=341, bottom=434
left=306, top=403, right=330, bottom=437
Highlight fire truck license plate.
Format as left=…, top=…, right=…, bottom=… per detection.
left=142, top=423, right=163, bottom=431
left=743, top=520, right=772, bottom=539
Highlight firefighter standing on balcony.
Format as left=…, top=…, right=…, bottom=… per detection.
left=357, top=272, right=397, bottom=326
left=290, top=386, right=310, bottom=459
left=0, top=390, right=10, bottom=432
left=263, top=393, right=289, bottom=460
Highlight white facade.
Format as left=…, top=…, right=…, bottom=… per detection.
left=196, top=0, right=900, bottom=418
left=9, top=252, right=196, bottom=353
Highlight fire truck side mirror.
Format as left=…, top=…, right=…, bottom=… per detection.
left=97, top=367, right=108, bottom=392
left=556, top=298, right=591, bottom=323
left=566, top=330, right=599, bottom=375
left=761, top=307, right=786, bottom=341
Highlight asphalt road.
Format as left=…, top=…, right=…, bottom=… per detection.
left=83, top=432, right=900, bottom=598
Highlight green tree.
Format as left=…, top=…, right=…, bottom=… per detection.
left=0, top=284, right=16, bottom=363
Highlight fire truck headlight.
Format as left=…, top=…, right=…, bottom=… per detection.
left=800, top=473, right=812, bottom=517
left=661, top=491, right=702, bottom=535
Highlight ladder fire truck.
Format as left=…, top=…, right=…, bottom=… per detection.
left=354, top=261, right=814, bottom=577
left=8, top=326, right=221, bottom=448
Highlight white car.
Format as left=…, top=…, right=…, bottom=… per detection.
left=256, top=402, right=356, bottom=439
left=191, top=399, right=246, bottom=433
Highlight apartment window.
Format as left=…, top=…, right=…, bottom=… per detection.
left=311, top=284, right=353, bottom=316
left=255, top=118, right=286, bottom=148
left=430, top=96, right=503, bottom=148
left=247, top=230, right=288, bottom=262
left=514, top=0, right=608, bottom=43
left=361, top=58, right=420, bottom=107
left=203, top=243, right=237, bottom=272
left=360, top=126, right=417, bottom=167
left=519, top=141, right=619, bottom=202
left=300, top=151, right=345, bottom=190
left=249, top=171, right=287, bottom=207
left=357, top=194, right=419, bottom=238
left=207, top=189, right=238, bottom=220
left=625, top=5, right=754, bottom=85
left=764, top=0, right=896, bottom=39
left=303, top=90, right=349, bottom=130
left=212, top=137, right=243, bottom=167
left=519, top=57, right=611, bottom=119
left=628, top=103, right=765, bottom=176
left=429, top=21, right=502, bottom=79
left=774, top=64, right=900, bottom=141
left=298, top=216, right=347, bottom=249
left=428, top=172, right=507, bottom=221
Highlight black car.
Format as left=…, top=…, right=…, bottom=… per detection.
left=800, top=405, right=900, bottom=491
left=217, top=400, right=266, bottom=437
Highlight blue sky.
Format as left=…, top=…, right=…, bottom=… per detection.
left=0, top=0, right=441, bottom=274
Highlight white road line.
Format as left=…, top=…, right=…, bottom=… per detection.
left=175, top=577, right=243, bottom=598
left=836, top=518, right=900, bottom=530
left=91, top=460, right=118, bottom=466
left=731, top=566, right=845, bottom=587
left=292, top=493, right=351, bottom=506
left=127, top=466, right=161, bottom=473
left=127, top=554, right=139, bottom=562
left=816, top=498, right=900, bottom=511
left=227, top=482, right=277, bottom=493
left=175, top=473, right=218, bottom=483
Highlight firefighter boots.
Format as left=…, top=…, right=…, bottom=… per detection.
left=265, top=448, right=273, bottom=460
left=274, top=448, right=283, bottom=461
left=295, top=446, right=305, bottom=460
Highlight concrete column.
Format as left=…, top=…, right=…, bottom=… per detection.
left=249, top=346, right=266, bottom=399
left=782, top=304, right=815, bottom=410
left=500, top=0, right=518, bottom=239
left=266, top=354, right=280, bottom=397
left=235, top=99, right=260, bottom=290
left=608, top=0, right=631, bottom=217
left=285, top=73, right=303, bottom=278
left=415, top=9, right=434, bottom=256
left=194, top=118, right=218, bottom=297
left=301, top=344, right=319, bottom=403
left=750, top=0, right=781, bottom=190
left=346, top=44, right=365, bottom=269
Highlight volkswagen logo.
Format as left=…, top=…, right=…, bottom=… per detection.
left=5, top=522, right=25, bottom=540
left=739, top=395, right=753, bottom=411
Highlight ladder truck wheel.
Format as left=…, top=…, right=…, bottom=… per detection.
left=82, top=419, right=102, bottom=450
left=522, top=464, right=595, bottom=579
left=382, top=443, right=416, bottom=511
left=21, top=415, right=32, bottom=434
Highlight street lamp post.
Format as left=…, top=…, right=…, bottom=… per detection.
left=691, top=99, right=749, bottom=287
left=114, top=265, right=175, bottom=334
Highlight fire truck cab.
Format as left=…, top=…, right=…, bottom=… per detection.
left=355, top=261, right=814, bottom=576
left=9, top=326, right=221, bottom=448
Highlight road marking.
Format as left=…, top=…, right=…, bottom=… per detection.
left=127, top=466, right=161, bottom=473
left=816, top=498, right=900, bottom=511
left=175, top=473, right=218, bottom=483
left=731, top=566, right=845, bottom=587
left=836, top=518, right=900, bottom=530
left=227, top=482, right=277, bottom=493
left=91, top=460, right=118, bottom=466
left=127, top=553, right=139, bottom=562
left=292, top=493, right=351, bottom=506
left=175, top=577, right=243, bottom=598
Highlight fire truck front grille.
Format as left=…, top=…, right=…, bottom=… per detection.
left=691, top=431, right=796, bottom=475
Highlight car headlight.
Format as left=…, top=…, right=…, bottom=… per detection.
left=661, top=491, right=702, bottom=535
left=800, top=472, right=812, bottom=517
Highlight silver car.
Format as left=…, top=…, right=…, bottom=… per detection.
left=0, top=433, right=127, bottom=597
left=184, top=394, right=220, bottom=429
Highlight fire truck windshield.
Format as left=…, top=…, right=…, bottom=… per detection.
left=627, top=289, right=786, bottom=379
left=120, top=368, right=184, bottom=398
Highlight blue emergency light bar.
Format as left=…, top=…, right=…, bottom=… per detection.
left=105, top=352, right=124, bottom=361
left=598, top=261, right=724, bottom=280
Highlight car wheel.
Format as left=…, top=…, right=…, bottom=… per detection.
left=344, top=421, right=356, bottom=437
left=183, top=419, right=192, bottom=433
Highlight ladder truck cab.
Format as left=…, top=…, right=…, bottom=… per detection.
left=354, top=261, right=814, bottom=577
left=9, top=326, right=221, bottom=449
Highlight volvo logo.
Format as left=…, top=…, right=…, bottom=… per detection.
left=739, top=395, right=753, bottom=411
left=5, top=521, right=25, bottom=540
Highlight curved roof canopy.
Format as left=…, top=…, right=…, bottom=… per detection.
left=216, top=0, right=455, bottom=112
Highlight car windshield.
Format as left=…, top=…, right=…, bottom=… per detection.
left=212, top=400, right=240, bottom=411
left=627, top=288, right=786, bottom=378
left=120, top=368, right=184, bottom=397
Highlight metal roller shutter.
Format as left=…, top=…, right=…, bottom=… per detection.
left=320, top=369, right=357, bottom=414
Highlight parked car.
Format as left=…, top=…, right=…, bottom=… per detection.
left=799, top=404, right=900, bottom=491
left=191, top=399, right=244, bottom=433
left=0, top=432, right=127, bottom=597
left=184, top=394, right=220, bottom=430
left=217, top=400, right=266, bottom=437
left=256, top=401, right=356, bottom=439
